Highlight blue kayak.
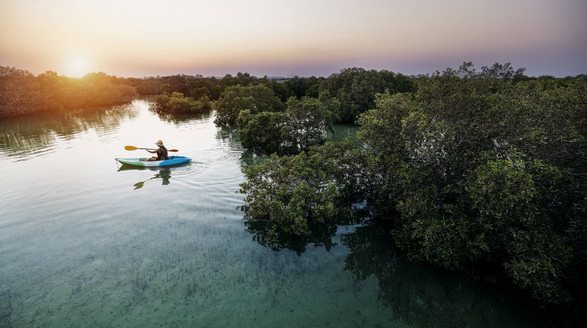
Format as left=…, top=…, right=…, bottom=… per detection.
left=116, top=156, right=191, bottom=167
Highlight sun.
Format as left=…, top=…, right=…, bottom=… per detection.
left=67, top=57, right=91, bottom=77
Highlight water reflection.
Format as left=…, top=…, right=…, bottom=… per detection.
left=152, top=111, right=212, bottom=125
left=0, top=99, right=548, bottom=328
left=216, top=124, right=358, bottom=167
left=245, top=219, right=338, bottom=254
left=214, top=126, right=265, bottom=167
left=215, top=125, right=240, bottom=147
left=348, top=225, right=546, bottom=327
left=246, top=221, right=543, bottom=327
left=330, top=123, right=359, bottom=141
left=117, top=165, right=173, bottom=190
left=0, top=103, right=138, bottom=160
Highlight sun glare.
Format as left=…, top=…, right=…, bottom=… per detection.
left=67, top=57, right=90, bottom=77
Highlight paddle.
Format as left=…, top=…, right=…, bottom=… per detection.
left=125, top=145, right=179, bottom=152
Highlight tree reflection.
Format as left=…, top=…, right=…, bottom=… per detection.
left=215, top=126, right=262, bottom=166
left=215, top=125, right=240, bottom=145
left=0, top=103, right=137, bottom=157
left=244, top=219, right=337, bottom=255
left=152, top=110, right=211, bottom=125
left=245, top=221, right=543, bottom=327
left=342, top=225, right=544, bottom=328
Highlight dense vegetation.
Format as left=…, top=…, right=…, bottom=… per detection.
left=234, top=63, right=587, bottom=326
left=152, top=92, right=211, bottom=114
left=237, top=95, right=339, bottom=155
left=0, top=67, right=136, bottom=117
left=320, top=67, right=414, bottom=122
left=1, top=65, right=413, bottom=121
left=354, top=65, right=586, bottom=306
left=3, top=61, right=586, bottom=324
left=213, top=84, right=284, bottom=127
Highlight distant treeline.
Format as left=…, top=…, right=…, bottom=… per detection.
left=0, top=67, right=137, bottom=117
left=226, top=63, right=586, bottom=326
left=138, top=68, right=415, bottom=123
left=3, top=62, right=586, bottom=324
left=2, top=64, right=581, bottom=119
left=0, top=65, right=416, bottom=118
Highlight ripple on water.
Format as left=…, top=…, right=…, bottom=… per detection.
left=0, top=100, right=548, bottom=328
left=11, top=146, right=57, bottom=162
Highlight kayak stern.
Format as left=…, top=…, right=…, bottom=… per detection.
left=115, top=156, right=191, bottom=167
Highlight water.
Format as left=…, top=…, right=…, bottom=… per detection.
left=0, top=100, right=545, bottom=327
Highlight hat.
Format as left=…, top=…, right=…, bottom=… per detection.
left=155, top=140, right=164, bottom=147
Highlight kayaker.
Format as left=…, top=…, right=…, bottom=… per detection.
left=146, top=140, right=169, bottom=161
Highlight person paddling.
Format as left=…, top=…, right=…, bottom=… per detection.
left=146, top=140, right=169, bottom=161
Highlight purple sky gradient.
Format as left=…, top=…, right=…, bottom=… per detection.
left=1, top=0, right=585, bottom=77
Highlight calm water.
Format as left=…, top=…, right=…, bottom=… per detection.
left=0, top=100, right=544, bottom=328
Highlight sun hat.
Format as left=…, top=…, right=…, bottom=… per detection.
left=155, top=140, right=164, bottom=147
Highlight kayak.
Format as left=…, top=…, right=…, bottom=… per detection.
left=115, top=156, right=191, bottom=167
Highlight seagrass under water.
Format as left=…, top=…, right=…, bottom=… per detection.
left=0, top=100, right=544, bottom=327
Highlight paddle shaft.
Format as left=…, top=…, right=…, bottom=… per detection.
left=140, top=148, right=179, bottom=152
left=125, top=145, right=178, bottom=152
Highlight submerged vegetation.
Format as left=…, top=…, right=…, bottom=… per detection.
left=231, top=63, right=587, bottom=325
left=2, top=61, right=586, bottom=325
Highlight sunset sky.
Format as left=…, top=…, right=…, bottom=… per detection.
left=1, top=0, right=585, bottom=77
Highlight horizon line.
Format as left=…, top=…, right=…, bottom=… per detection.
left=3, top=64, right=585, bottom=79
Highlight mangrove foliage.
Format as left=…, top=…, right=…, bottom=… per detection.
left=236, top=63, right=587, bottom=325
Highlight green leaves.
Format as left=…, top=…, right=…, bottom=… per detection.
left=239, top=145, right=360, bottom=252
left=504, top=228, right=572, bottom=304
left=152, top=92, right=211, bottom=114
left=236, top=63, right=587, bottom=308
left=0, top=67, right=138, bottom=117
left=354, top=64, right=586, bottom=304
left=237, top=110, right=284, bottom=154
left=320, top=68, right=415, bottom=123
left=236, top=96, right=338, bottom=156
left=213, top=84, right=283, bottom=127
left=466, top=156, right=537, bottom=221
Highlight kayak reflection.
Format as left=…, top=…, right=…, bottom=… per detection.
left=118, top=164, right=172, bottom=189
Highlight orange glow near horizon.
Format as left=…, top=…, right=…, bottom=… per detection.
left=1, top=0, right=585, bottom=77
left=65, top=57, right=91, bottom=77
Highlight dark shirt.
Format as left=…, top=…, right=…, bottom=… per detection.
left=156, top=146, right=169, bottom=160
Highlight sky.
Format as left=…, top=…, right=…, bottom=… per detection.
left=1, top=0, right=586, bottom=77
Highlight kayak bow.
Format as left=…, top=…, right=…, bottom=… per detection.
left=115, top=156, right=191, bottom=167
